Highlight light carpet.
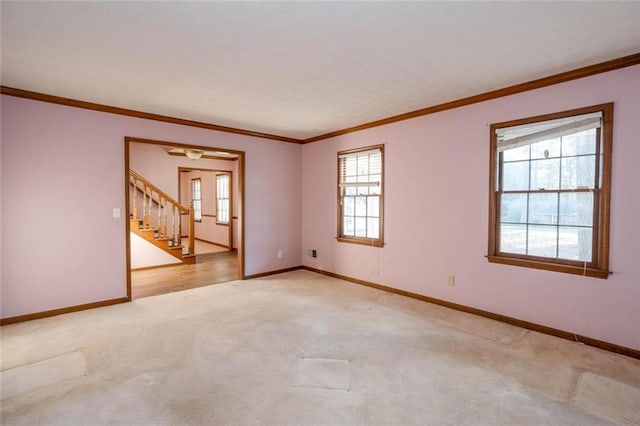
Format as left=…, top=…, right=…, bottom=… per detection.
left=1, top=270, right=639, bottom=425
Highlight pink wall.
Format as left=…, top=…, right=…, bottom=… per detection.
left=0, top=95, right=301, bottom=318
left=302, top=65, right=640, bottom=350
left=1, top=66, right=637, bottom=350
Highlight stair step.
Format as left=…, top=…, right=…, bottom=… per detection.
left=128, top=176, right=194, bottom=264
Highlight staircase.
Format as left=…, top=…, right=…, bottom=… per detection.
left=129, top=170, right=196, bottom=264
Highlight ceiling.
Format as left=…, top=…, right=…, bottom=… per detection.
left=2, top=2, right=639, bottom=141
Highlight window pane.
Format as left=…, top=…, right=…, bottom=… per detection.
left=561, top=156, right=596, bottom=189
left=220, top=200, right=229, bottom=222
left=500, top=193, right=527, bottom=223
left=503, top=145, right=529, bottom=162
left=345, top=186, right=356, bottom=196
left=367, top=218, right=379, bottom=239
left=356, top=185, right=369, bottom=196
left=355, top=197, right=367, bottom=216
left=500, top=223, right=527, bottom=254
left=598, top=150, right=604, bottom=189
left=355, top=217, right=367, bottom=237
left=527, top=225, right=557, bottom=258
left=223, top=176, right=229, bottom=197
left=530, top=159, right=560, bottom=190
left=369, top=174, right=382, bottom=195
left=558, top=227, right=592, bottom=262
left=529, top=193, right=558, bottom=225
left=344, top=217, right=355, bottom=236
left=367, top=196, right=380, bottom=217
left=194, top=200, right=202, bottom=221
left=562, top=129, right=596, bottom=156
left=344, top=196, right=354, bottom=216
left=559, top=192, right=593, bottom=226
left=530, top=138, right=560, bottom=159
left=503, top=162, right=529, bottom=191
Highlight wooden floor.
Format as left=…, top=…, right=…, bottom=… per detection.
left=131, top=251, right=238, bottom=299
left=193, top=239, right=228, bottom=255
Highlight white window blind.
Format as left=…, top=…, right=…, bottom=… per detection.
left=339, top=148, right=382, bottom=193
left=497, top=112, right=602, bottom=152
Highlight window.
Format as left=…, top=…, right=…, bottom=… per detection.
left=216, top=173, right=230, bottom=224
left=338, top=145, right=384, bottom=247
left=191, top=178, right=202, bottom=221
left=488, top=104, right=612, bottom=278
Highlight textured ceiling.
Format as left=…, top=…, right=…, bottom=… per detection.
left=1, top=2, right=640, bottom=141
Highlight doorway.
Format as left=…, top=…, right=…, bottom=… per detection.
left=124, top=137, right=245, bottom=300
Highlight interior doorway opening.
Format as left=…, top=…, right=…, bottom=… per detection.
left=124, top=137, right=245, bottom=299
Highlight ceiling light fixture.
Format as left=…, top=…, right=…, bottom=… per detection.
left=185, top=149, right=204, bottom=160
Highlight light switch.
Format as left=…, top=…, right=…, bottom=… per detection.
left=113, top=208, right=121, bottom=218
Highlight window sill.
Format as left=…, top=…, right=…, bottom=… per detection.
left=337, top=237, right=384, bottom=248
left=487, top=255, right=609, bottom=279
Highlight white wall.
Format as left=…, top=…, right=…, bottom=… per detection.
left=130, top=233, right=181, bottom=269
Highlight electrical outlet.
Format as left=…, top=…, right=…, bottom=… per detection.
left=447, top=274, right=455, bottom=286
left=308, top=249, right=317, bottom=258
left=277, top=250, right=283, bottom=258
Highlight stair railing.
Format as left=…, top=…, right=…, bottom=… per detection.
left=129, top=170, right=194, bottom=255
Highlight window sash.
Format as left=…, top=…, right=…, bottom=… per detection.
left=496, top=188, right=598, bottom=265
